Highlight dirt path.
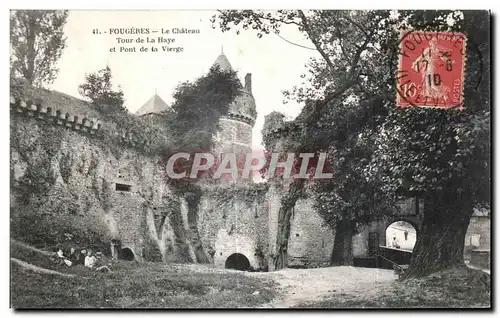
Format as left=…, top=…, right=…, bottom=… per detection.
left=11, top=257, right=75, bottom=278
left=167, top=263, right=398, bottom=308
left=248, top=266, right=397, bottom=308
left=11, top=239, right=53, bottom=256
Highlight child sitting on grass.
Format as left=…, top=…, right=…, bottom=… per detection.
left=84, top=249, right=111, bottom=272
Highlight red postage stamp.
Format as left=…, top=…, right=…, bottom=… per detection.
left=395, top=31, right=467, bottom=109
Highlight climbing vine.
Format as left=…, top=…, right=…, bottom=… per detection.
left=96, top=109, right=169, bottom=158
left=12, top=123, right=65, bottom=202
left=208, top=183, right=269, bottom=209
left=91, top=176, right=113, bottom=213
left=59, top=152, right=74, bottom=184
left=261, top=111, right=286, bottom=149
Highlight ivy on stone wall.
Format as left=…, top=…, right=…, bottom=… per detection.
left=97, top=109, right=169, bottom=158
left=10, top=123, right=114, bottom=247
left=87, top=152, right=99, bottom=177
left=208, top=183, right=269, bottom=209
left=12, top=123, right=65, bottom=202
left=91, top=176, right=113, bottom=213
left=59, top=152, right=74, bottom=184
left=261, top=111, right=286, bottom=150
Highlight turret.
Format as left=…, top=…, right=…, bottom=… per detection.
left=211, top=51, right=257, bottom=155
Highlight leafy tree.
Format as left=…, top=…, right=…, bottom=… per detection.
left=165, top=65, right=242, bottom=154
left=10, top=10, right=68, bottom=87
left=78, top=66, right=126, bottom=113
left=10, top=71, right=30, bottom=100
left=365, top=11, right=490, bottom=277
left=160, top=65, right=242, bottom=263
left=311, top=107, right=396, bottom=265
left=213, top=10, right=490, bottom=276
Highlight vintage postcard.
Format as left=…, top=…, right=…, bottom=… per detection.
left=9, top=9, right=491, bottom=309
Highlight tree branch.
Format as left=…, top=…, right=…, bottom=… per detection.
left=303, top=30, right=375, bottom=128
left=254, top=12, right=302, bottom=26
left=298, top=10, right=337, bottom=73
left=343, top=14, right=369, bottom=36
left=335, top=27, right=350, bottom=61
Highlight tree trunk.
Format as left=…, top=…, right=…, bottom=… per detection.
left=141, top=205, right=163, bottom=262
left=186, top=196, right=209, bottom=263
left=330, top=220, right=355, bottom=266
left=168, top=204, right=192, bottom=263
left=274, top=180, right=305, bottom=270
left=25, top=15, right=36, bottom=85
left=274, top=206, right=293, bottom=270
left=156, top=215, right=167, bottom=241
left=404, top=193, right=473, bottom=277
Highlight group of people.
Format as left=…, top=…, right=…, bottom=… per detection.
left=51, top=247, right=81, bottom=267
left=52, top=246, right=112, bottom=272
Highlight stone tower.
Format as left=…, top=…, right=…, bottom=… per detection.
left=211, top=52, right=257, bottom=156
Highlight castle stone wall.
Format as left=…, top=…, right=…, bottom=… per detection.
left=266, top=184, right=334, bottom=269
left=10, top=109, right=184, bottom=261
left=288, top=198, right=335, bottom=267
left=466, top=215, right=490, bottom=250
left=217, top=117, right=253, bottom=154
left=196, top=185, right=269, bottom=270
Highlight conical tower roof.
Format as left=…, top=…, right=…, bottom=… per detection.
left=135, top=94, right=170, bottom=116
left=212, top=51, right=234, bottom=72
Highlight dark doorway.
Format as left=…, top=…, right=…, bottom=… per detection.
left=225, top=253, right=251, bottom=271
left=119, top=247, right=135, bottom=261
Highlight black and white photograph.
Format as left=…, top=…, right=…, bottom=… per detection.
left=8, top=8, right=491, bottom=309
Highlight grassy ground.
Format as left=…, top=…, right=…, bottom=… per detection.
left=11, top=261, right=277, bottom=309
left=10, top=242, right=276, bottom=309
left=295, top=267, right=491, bottom=309
left=11, top=241, right=490, bottom=309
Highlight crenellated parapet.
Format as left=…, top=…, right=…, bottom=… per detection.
left=265, top=120, right=306, bottom=141
left=10, top=95, right=101, bottom=134
left=225, top=111, right=255, bottom=126
left=10, top=95, right=159, bottom=150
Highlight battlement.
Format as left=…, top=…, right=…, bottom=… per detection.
left=265, top=120, right=306, bottom=140
left=10, top=95, right=156, bottom=149
left=225, top=111, right=255, bottom=126
left=11, top=95, right=101, bottom=133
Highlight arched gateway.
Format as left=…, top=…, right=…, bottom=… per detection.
left=225, top=253, right=251, bottom=271
left=119, top=247, right=136, bottom=261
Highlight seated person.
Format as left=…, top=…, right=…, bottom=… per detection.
left=54, top=248, right=73, bottom=266
left=391, top=237, right=401, bottom=249
left=85, top=250, right=111, bottom=272
left=68, top=247, right=83, bottom=265
left=84, top=250, right=98, bottom=268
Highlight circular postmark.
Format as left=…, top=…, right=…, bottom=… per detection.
left=391, top=28, right=483, bottom=110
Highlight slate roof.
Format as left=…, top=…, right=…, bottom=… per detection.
left=135, top=94, right=170, bottom=116
left=212, top=53, right=234, bottom=72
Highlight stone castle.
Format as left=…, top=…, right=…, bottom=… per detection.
left=9, top=52, right=490, bottom=271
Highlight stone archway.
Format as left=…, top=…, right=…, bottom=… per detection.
left=225, top=253, right=251, bottom=271
left=213, top=230, right=260, bottom=270
left=119, top=247, right=136, bottom=261
left=385, top=220, right=417, bottom=251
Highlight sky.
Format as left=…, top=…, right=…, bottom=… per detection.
left=50, top=10, right=321, bottom=149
